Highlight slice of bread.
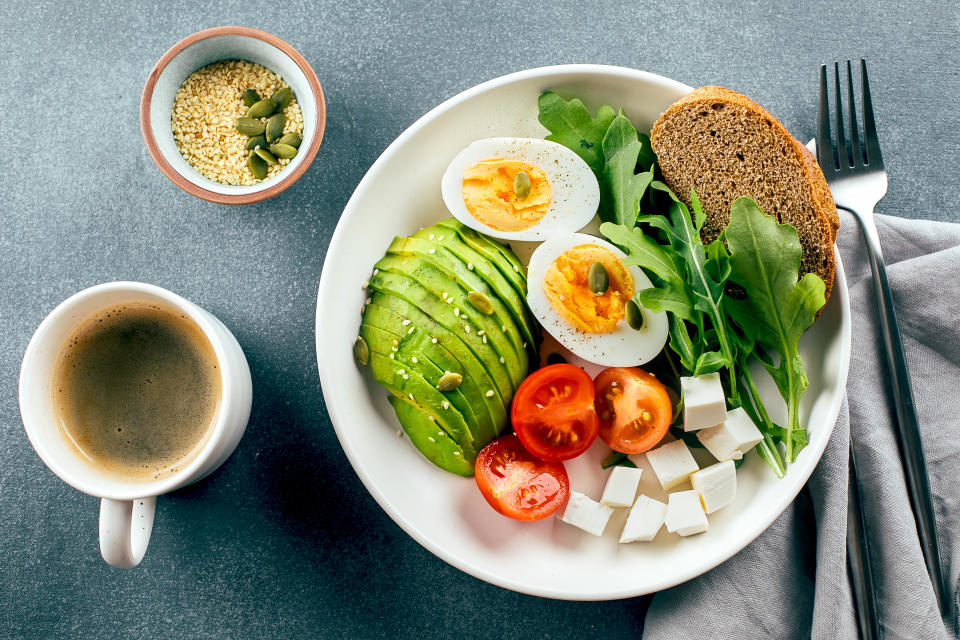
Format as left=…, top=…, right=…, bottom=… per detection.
left=650, top=86, right=839, bottom=302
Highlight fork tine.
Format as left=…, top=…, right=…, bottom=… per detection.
left=817, top=64, right=835, bottom=170
left=846, top=60, right=863, bottom=165
left=861, top=59, right=885, bottom=168
left=833, top=62, right=850, bottom=168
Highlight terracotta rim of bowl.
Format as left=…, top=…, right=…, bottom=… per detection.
left=140, top=25, right=326, bottom=205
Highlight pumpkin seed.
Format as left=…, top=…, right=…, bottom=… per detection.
left=513, top=170, right=531, bottom=200
left=588, top=262, right=609, bottom=295
left=235, top=117, right=265, bottom=136
left=625, top=300, right=644, bottom=330
left=436, top=372, right=463, bottom=391
left=242, top=88, right=260, bottom=107
left=269, top=143, right=298, bottom=159
left=271, top=87, right=292, bottom=110
left=278, top=132, right=302, bottom=148
left=265, top=112, right=285, bottom=142
left=248, top=151, right=267, bottom=179
left=245, top=134, right=268, bottom=151
left=247, top=98, right=277, bottom=119
left=353, top=336, right=369, bottom=366
left=254, top=148, right=278, bottom=165
left=467, top=291, right=494, bottom=315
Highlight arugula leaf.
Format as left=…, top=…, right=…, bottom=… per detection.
left=601, top=115, right=654, bottom=227
left=537, top=91, right=615, bottom=179
left=724, top=197, right=826, bottom=462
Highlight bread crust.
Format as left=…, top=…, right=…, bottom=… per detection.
left=650, top=85, right=839, bottom=302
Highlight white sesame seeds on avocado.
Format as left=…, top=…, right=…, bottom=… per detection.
left=477, top=330, right=484, bottom=335
left=499, top=356, right=505, bottom=364
left=428, top=415, right=435, bottom=421
left=501, top=325, right=507, bottom=332
left=441, top=401, right=450, bottom=409
left=408, top=393, right=414, bottom=400
left=373, top=269, right=379, bottom=276
left=464, top=325, right=471, bottom=333
left=438, top=235, right=444, bottom=241
left=397, top=369, right=405, bottom=375
left=429, top=234, right=435, bottom=240
left=454, top=308, right=460, bottom=317
left=513, top=265, right=519, bottom=272
left=392, top=339, right=399, bottom=346
left=407, top=327, right=414, bottom=335
left=365, top=297, right=371, bottom=304
left=389, top=352, right=395, bottom=359
left=402, top=374, right=409, bottom=380
left=401, top=319, right=411, bottom=326
left=362, top=281, right=369, bottom=289
left=428, top=436, right=435, bottom=442
left=482, top=335, right=487, bottom=344
left=431, top=337, right=438, bottom=344
left=486, top=390, right=494, bottom=398
left=453, top=451, right=461, bottom=456
left=467, top=262, right=474, bottom=270
left=411, top=356, right=418, bottom=363
left=428, top=248, right=436, bottom=254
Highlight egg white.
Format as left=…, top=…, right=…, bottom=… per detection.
left=440, top=138, right=599, bottom=241
left=526, top=233, right=669, bottom=367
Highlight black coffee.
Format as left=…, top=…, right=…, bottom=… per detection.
left=52, top=302, right=221, bottom=481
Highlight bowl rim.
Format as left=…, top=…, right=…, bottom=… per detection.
left=139, top=25, right=326, bottom=205
left=315, top=63, right=852, bottom=600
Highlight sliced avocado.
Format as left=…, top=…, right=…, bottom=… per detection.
left=388, top=395, right=474, bottom=477
left=392, top=234, right=539, bottom=361
left=366, top=279, right=514, bottom=403
left=373, top=253, right=527, bottom=388
left=368, top=351, right=477, bottom=459
left=360, top=322, right=489, bottom=451
left=364, top=298, right=508, bottom=436
left=362, top=303, right=501, bottom=444
left=433, top=219, right=528, bottom=300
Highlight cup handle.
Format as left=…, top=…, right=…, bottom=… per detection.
left=98, top=496, right=156, bottom=568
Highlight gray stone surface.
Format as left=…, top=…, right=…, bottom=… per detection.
left=0, top=0, right=957, bottom=638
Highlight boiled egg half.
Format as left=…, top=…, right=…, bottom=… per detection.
left=527, top=234, right=668, bottom=366
left=441, top=138, right=599, bottom=241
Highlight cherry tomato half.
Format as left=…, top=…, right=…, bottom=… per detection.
left=510, top=364, right=599, bottom=462
left=594, top=367, right=672, bottom=454
left=474, top=434, right=570, bottom=521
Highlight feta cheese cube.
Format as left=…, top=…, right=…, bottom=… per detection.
left=559, top=492, right=614, bottom=536
left=645, top=439, right=699, bottom=490
left=664, top=490, right=709, bottom=536
left=696, top=407, right=763, bottom=460
left=600, top=466, right=643, bottom=507
left=691, top=460, right=737, bottom=513
left=619, top=494, right=667, bottom=543
left=681, top=373, right=727, bottom=431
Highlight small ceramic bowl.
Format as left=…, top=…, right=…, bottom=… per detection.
left=140, top=26, right=326, bottom=204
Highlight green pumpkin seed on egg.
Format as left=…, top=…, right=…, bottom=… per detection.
left=625, top=299, right=644, bottom=330
left=588, top=262, right=609, bottom=295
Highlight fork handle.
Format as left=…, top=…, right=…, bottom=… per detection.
left=845, top=205, right=949, bottom=616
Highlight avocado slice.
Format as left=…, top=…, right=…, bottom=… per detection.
left=368, top=351, right=477, bottom=460
left=388, top=395, right=474, bottom=477
left=373, top=253, right=527, bottom=387
left=369, top=266, right=522, bottom=396
left=364, top=298, right=507, bottom=436
left=366, top=283, right=514, bottom=406
left=432, top=219, right=528, bottom=300
left=360, top=322, right=490, bottom=451
left=392, top=234, right=539, bottom=361
left=361, top=303, right=502, bottom=444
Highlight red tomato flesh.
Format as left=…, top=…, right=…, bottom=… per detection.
left=475, top=434, right=570, bottom=521
left=510, top=364, right=599, bottom=462
left=594, top=367, right=672, bottom=454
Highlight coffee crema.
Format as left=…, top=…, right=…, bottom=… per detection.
left=52, top=302, right=221, bottom=482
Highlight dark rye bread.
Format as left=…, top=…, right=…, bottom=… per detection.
left=650, top=85, right=840, bottom=302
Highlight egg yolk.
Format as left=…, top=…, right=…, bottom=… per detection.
left=461, top=159, right=551, bottom=232
left=542, top=245, right=634, bottom=334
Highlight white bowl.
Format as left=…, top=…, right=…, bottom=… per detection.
left=315, top=64, right=851, bottom=600
left=140, top=26, right=326, bottom=204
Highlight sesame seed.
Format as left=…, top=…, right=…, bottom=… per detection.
left=438, top=431, right=444, bottom=437
left=454, top=308, right=460, bottom=317
left=392, top=339, right=399, bottom=346
left=429, top=234, right=435, bottom=240
left=411, top=356, right=418, bottom=363
left=361, top=281, right=369, bottom=289
left=431, top=338, right=438, bottom=344
left=428, top=248, right=436, bottom=254
left=397, top=430, right=403, bottom=437
left=407, top=327, right=414, bottom=335
left=389, top=353, right=395, bottom=359
left=485, top=390, right=494, bottom=398
left=401, top=319, right=411, bottom=326
left=428, top=436, right=435, bottom=442
left=464, top=325, right=471, bottom=333
left=513, top=265, right=519, bottom=272
left=397, top=369, right=405, bottom=375
left=499, top=356, right=505, bottom=364
left=482, top=335, right=487, bottom=343
left=477, top=330, right=484, bottom=335
left=447, top=298, right=453, bottom=305
left=467, top=262, right=474, bottom=270
left=402, top=374, right=409, bottom=380
left=611, top=381, right=618, bottom=387
left=365, top=297, right=371, bottom=305
left=453, top=451, right=461, bottom=456
left=438, top=235, right=444, bottom=241
left=391, top=346, right=398, bottom=352
left=522, top=342, right=527, bottom=349
left=373, top=269, right=379, bottom=276
left=441, top=401, right=450, bottom=409
left=428, top=415, right=435, bottom=421
left=408, top=393, right=414, bottom=400
left=501, top=325, right=507, bottom=332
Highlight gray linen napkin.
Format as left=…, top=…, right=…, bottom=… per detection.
left=643, top=211, right=960, bottom=640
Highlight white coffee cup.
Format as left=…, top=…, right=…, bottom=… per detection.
left=19, top=282, right=252, bottom=568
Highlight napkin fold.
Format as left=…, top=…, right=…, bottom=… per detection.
left=643, top=212, right=960, bottom=640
